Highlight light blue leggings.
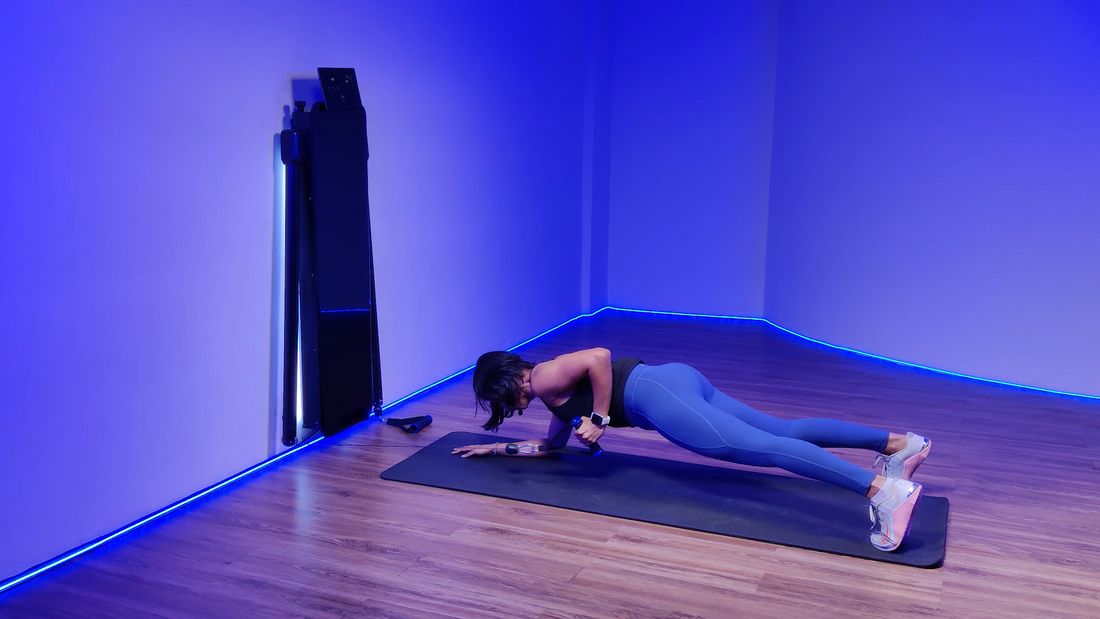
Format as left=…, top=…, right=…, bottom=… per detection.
left=623, top=363, right=886, bottom=495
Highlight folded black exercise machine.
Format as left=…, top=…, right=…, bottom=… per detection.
left=280, top=68, right=383, bottom=444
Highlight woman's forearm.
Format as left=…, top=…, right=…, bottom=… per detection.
left=486, top=438, right=555, bottom=457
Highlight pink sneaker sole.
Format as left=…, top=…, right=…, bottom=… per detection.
left=871, top=483, right=923, bottom=552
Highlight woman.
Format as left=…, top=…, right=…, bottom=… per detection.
left=452, top=348, right=931, bottom=552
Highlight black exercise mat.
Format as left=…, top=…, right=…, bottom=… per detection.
left=381, top=432, right=948, bottom=568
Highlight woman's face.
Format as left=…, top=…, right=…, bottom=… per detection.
left=513, top=390, right=530, bottom=412
left=506, top=379, right=530, bottom=414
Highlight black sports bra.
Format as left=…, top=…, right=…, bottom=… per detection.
left=544, top=357, right=642, bottom=428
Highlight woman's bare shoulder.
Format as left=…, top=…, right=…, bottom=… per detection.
left=531, top=348, right=610, bottom=404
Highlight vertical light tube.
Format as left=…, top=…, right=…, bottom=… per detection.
left=296, top=295, right=303, bottom=429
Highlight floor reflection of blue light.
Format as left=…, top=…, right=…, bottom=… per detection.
left=0, top=433, right=325, bottom=595
left=7, top=301, right=1093, bottom=595
left=0, top=308, right=616, bottom=594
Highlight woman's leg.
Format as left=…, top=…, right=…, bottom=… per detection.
left=695, top=374, right=931, bottom=475
left=697, top=371, right=891, bottom=452
left=625, top=364, right=878, bottom=495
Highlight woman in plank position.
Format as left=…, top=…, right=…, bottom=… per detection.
left=451, top=348, right=931, bottom=552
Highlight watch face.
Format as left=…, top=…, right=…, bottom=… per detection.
left=591, top=413, right=608, bottom=426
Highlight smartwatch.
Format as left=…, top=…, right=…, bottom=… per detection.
left=589, top=412, right=610, bottom=427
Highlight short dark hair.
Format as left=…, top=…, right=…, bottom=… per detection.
left=473, top=351, right=534, bottom=432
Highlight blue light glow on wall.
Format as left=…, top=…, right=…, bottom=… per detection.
left=7, top=0, right=1097, bottom=599
left=375, top=306, right=611, bottom=412
left=603, top=307, right=1100, bottom=402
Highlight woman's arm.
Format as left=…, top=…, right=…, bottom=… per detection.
left=531, top=347, right=613, bottom=416
left=451, top=413, right=573, bottom=458
left=533, top=347, right=612, bottom=447
left=453, top=348, right=615, bottom=458
left=451, top=440, right=553, bottom=457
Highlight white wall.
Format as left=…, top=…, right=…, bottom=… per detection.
left=765, top=0, right=1100, bottom=397
left=606, top=0, right=779, bottom=316
left=0, top=0, right=587, bottom=583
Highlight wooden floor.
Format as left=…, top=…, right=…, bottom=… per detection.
left=3, top=311, right=1100, bottom=618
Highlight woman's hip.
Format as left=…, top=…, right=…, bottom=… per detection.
left=624, top=363, right=710, bottom=429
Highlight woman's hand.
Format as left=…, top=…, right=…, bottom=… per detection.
left=451, top=443, right=497, bottom=458
left=573, top=417, right=605, bottom=447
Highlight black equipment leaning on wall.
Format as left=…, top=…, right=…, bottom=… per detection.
left=280, top=67, right=383, bottom=444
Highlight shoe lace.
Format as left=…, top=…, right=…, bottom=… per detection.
left=876, top=452, right=901, bottom=482
left=874, top=453, right=887, bottom=475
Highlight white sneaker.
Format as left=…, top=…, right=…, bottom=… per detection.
left=869, top=478, right=922, bottom=552
left=875, top=432, right=931, bottom=481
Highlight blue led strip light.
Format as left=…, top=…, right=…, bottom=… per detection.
left=605, top=306, right=769, bottom=323
left=0, top=307, right=612, bottom=596
left=602, top=306, right=1100, bottom=401
left=8, top=302, right=1093, bottom=595
left=0, top=434, right=325, bottom=596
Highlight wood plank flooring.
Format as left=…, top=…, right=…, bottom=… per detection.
left=3, top=311, right=1099, bottom=618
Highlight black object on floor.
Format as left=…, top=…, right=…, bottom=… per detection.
left=385, top=415, right=433, bottom=434
left=381, top=431, right=949, bottom=568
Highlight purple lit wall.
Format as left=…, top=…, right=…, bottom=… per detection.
left=0, top=0, right=586, bottom=583
left=606, top=0, right=779, bottom=316
left=765, top=1, right=1100, bottom=397
left=4, top=0, right=1098, bottom=590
